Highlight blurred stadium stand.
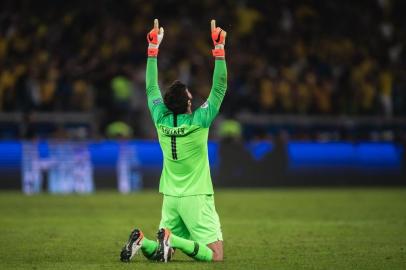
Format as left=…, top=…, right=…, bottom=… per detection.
left=0, top=0, right=405, bottom=141
left=0, top=0, right=405, bottom=189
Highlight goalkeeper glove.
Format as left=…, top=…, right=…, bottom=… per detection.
left=147, top=19, right=164, bottom=57
left=211, top=19, right=227, bottom=58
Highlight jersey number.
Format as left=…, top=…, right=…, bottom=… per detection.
left=171, top=115, right=178, bottom=160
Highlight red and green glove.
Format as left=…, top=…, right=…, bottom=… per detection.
left=211, top=19, right=227, bottom=58
left=147, top=19, right=164, bottom=57
left=147, top=19, right=226, bottom=58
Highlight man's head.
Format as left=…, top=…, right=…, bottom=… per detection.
left=164, top=80, right=193, bottom=114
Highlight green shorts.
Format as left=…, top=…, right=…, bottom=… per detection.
left=159, top=194, right=223, bottom=245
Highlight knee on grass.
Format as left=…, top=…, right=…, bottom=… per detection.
left=212, top=250, right=223, bottom=261
left=207, top=241, right=223, bottom=262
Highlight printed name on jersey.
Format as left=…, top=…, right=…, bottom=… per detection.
left=160, top=126, right=186, bottom=136
left=200, top=101, right=209, bottom=109
left=153, top=98, right=163, bottom=105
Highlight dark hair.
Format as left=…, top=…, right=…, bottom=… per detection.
left=164, top=80, right=189, bottom=114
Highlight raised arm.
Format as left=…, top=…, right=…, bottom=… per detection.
left=194, top=20, right=228, bottom=127
left=146, top=19, right=166, bottom=123
left=146, top=57, right=161, bottom=109
left=207, top=57, right=227, bottom=112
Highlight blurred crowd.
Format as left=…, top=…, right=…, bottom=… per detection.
left=0, top=0, right=405, bottom=138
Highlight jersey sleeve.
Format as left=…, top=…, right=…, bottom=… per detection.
left=193, top=59, right=228, bottom=128
left=146, top=57, right=167, bottom=124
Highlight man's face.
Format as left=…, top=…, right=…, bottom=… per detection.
left=186, top=89, right=192, bottom=100
left=186, top=89, right=193, bottom=112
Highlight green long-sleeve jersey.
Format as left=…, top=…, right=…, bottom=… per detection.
left=146, top=57, right=227, bottom=196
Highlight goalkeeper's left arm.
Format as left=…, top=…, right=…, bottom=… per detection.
left=145, top=19, right=165, bottom=123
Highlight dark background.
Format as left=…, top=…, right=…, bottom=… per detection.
left=0, top=0, right=405, bottom=190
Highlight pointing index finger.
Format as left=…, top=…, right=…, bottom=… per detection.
left=211, top=19, right=216, bottom=31
left=154, top=19, right=159, bottom=30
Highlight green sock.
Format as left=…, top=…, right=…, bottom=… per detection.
left=141, top=237, right=158, bottom=259
left=170, top=233, right=213, bottom=261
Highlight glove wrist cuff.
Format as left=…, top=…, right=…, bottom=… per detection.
left=147, top=48, right=159, bottom=57
left=212, top=48, right=225, bottom=57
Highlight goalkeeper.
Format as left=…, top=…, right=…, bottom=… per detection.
left=120, top=19, right=227, bottom=262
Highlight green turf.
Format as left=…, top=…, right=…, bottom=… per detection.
left=0, top=188, right=405, bottom=270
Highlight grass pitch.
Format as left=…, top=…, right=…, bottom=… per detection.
left=0, top=188, right=405, bottom=270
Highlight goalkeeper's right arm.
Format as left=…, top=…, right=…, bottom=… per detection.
left=194, top=20, right=228, bottom=128
left=207, top=20, right=228, bottom=114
